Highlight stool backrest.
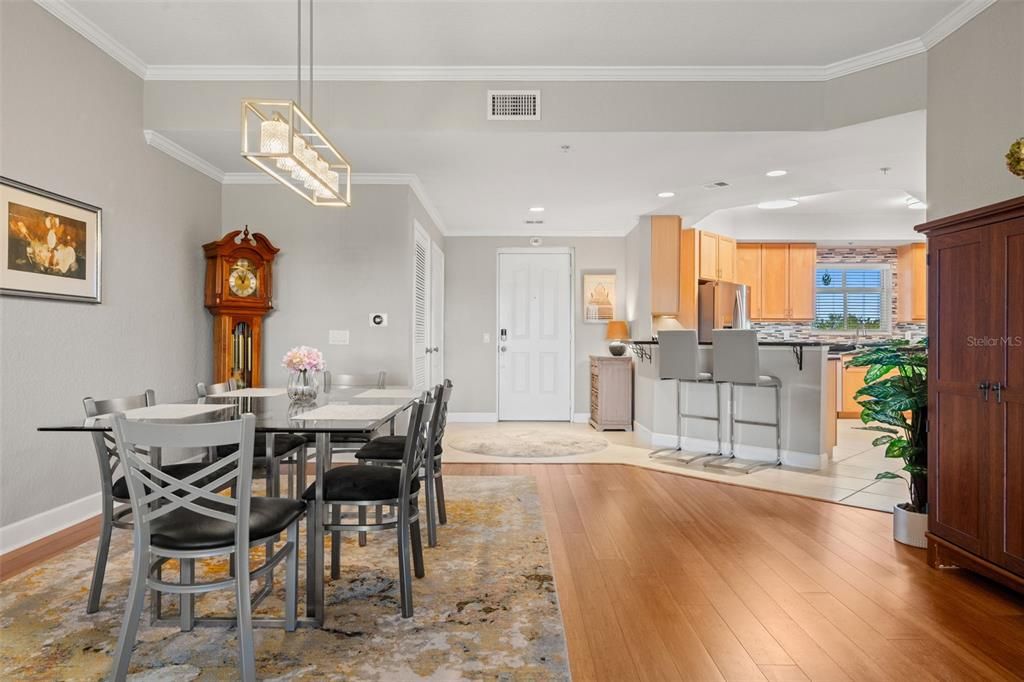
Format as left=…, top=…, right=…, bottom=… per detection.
left=83, top=390, right=157, bottom=500
left=110, top=413, right=256, bottom=548
left=430, top=379, right=453, bottom=455
left=196, top=379, right=238, bottom=399
left=658, top=330, right=702, bottom=381
left=712, top=329, right=761, bottom=385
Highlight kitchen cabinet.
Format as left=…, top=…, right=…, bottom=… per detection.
left=839, top=356, right=867, bottom=418
left=897, top=242, right=927, bottom=322
left=920, top=195, right=1024, bottom=596
left=650, top=215, right=681, bottom=316
left=697, top=230, right=737, bottom=282
left=735, top=243, right=762, bottom=319
left=741, top=242, right=815, bottom=321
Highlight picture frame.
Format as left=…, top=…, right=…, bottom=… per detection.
left=1, top=177, right=102, bottom=303
left=582, top=270, right=616, bottom=323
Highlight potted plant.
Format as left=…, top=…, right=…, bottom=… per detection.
left=845, top=340, right=928, bottom=547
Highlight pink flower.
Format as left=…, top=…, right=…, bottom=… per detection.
left=281, top=345, right=325, bottom=372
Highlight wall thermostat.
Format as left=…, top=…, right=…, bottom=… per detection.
left=370, top=313, right=388, bottom=327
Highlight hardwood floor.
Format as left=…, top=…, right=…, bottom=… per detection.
left=447, top=463, right=1024, bottom=681
left=4, top=463, right=1023, bottom=679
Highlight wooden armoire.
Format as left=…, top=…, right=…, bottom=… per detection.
left=919, top=195, right=1024, bottom=595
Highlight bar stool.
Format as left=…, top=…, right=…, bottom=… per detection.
left=704, top=329, right=782, bottom=473
left=649, top=329, right=723, bottom=463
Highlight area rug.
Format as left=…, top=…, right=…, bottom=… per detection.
left=0, top=476, right=569, bottom=681
left=447, top=431, right=608, bottom=458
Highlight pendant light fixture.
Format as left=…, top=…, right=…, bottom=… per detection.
left=241, top=0, right=351, bottom=206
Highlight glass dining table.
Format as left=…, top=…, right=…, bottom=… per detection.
left=37, top=386, right=424, bottom=627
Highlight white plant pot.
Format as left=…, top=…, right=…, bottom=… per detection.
left=893, top=503, right=928, bottom=548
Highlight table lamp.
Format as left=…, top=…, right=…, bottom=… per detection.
left=605, top=320, right=630, bottom=356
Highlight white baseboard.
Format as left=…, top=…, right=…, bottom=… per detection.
left=632, top=422, right=825, bottom=470
left=448, top=412, right=498, bottom=423
left=572, top=413, right=590, bottom=424
left=0, top=492, right=102, bottom=554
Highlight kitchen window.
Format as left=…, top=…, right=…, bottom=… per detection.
left=813, top=264, right=892, bottom=332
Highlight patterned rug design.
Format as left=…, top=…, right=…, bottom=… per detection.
left=0, top=476, right=569, bottom=681
left=448, top=431, right=608, bottom=458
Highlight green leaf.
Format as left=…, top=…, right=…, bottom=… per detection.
left=875, top=471, right=907, bottom=482
left=903, top=464, right=928, bottom=476
left=872, top=435, right=895, bottom=447
left=885, top=439, right=910, bottom=459
left=864, top=364, right=896, bottom=384
left=856, top=425, right=899, bottom=435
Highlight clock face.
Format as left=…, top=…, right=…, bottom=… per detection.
left=228, top=259, right=258, bottom=297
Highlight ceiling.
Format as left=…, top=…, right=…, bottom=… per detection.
left=66, top=0, right=961, bottom=70
left=43, top=1, right=947, bottom=236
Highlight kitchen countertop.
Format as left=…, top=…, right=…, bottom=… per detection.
left=629, top=339, right=827, bottom=347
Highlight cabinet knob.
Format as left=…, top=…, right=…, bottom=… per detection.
left=978, top=381, right=990, bottom=401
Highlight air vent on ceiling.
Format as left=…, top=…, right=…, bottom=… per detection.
left=703, top=181, right=730, bottom=189
left=488, top=90, right=541, bottom=120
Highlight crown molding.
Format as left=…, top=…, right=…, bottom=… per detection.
left=143, top=130, right=225, bottom=182
left=38, top=0, right=996, bottom=84
left=33, top=0, right=147, bottom=79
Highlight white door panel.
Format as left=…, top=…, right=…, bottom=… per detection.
left=412, top=224, right=430, bottom=389
left=498, top=252, right=572, bottom=420
left=430, top=243, right=445, bottom=384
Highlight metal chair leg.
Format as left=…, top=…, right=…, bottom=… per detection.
left=234, top=542, right=256, bottom=682
left=411, top=502, right=425, bottom=578
left=87, top=499, right=114, bottom=613
left=649, top=380, right=683, bottom=458
left=435, top=472, right=447, bottom=525
left=110, top=545, right=147, bottom=682
left=424, top=459, right=438, bottom=547
left=331, top=506, right=342, bottom=580
left=357, top=506, right=367, bottom=547
left=180, top=558, right=195, bottom=632
left=397, top=511, right=414, bottom=618
left=285, top=520, right=298, bottom=632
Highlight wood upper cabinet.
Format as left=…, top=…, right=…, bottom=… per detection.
left=650, top=215, right=681, bottom=316
left=787, top=243, right=816, bottom=320
left=920, top=195, right=1024, bottom=596
left=741, top=242, right=815, bottom=320
left=897, top=242, right=927, bottom=322
left=735, top=243, right=762, bottom=319
left=697, top=230, right=737, bottom=281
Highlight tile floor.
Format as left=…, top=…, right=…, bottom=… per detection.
left=441, top=419, right=909, bottom=513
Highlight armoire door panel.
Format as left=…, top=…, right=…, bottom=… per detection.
left=929, top=390, right=987, bottom=553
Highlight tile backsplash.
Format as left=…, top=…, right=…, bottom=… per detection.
left=751, top=246, right=928, bottom=343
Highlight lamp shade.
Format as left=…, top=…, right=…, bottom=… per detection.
left=605, top=320, right=630, bottom=340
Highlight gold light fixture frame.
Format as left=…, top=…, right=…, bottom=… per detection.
left=241, top=99, right=351, bottom=207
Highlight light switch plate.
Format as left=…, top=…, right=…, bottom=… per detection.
left=483, top=332, right=491, bottom=343
left=329, top=330, right=350, bottom=345
left=369, top=313, right=388, bottom=327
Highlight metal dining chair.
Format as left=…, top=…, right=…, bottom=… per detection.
left=108, top=413, right=306, bottom=682
left=82, top=389, right=227, bottom=614
left=317, top=370, right=389, bottom=456
left=197, top=381, right=309, bottom=498
left=355, top=380, right=452, bottom=547
left=303, top=393, right=429, bottom=618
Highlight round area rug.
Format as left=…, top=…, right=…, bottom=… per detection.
left=448, top=430, right=609, bottom=458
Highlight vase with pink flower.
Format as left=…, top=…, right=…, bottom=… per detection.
left=282, top=345, right=325, bottom=401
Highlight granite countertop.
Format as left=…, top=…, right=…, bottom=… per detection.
left=628, top=339, right=828, bottom=347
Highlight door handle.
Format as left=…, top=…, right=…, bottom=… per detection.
left=978, top=381, right=990, bottom=401
left=431, top=346, right=439, bottom=352
left=499, top=345, right=507, bottom=353
left=993, top=382, right=1004, bottom=404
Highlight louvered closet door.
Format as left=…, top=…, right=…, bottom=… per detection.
left=412, top=227, right=431, bottom=390
left=497, top=252, right=572, bottom=421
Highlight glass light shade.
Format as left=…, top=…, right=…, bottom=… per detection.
left=260, top=118, right=289, bottom=153
left=315, top=169, right=340, bottom=198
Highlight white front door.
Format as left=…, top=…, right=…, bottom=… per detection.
left=430, top=242, right=445, bottom=385
left=412, top=224, right=430, bottom=390
left=497, top=251, right=572, bottom=421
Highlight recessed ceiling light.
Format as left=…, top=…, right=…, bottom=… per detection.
left=529, top=206, right=545, bottom=212
left=766, top=170, right=788, bottom=177
left=758, top=199, right=799, bottom=210
left=657, top=192, right=675, bottom=198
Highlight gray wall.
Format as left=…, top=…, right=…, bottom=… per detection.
left=0, top=1, right=221, bottom=527
left=444, top=237, right=626, bottom=415
left=926, top=0, right=1024, bottom=219
left=220, top=184, right=443, bottom=388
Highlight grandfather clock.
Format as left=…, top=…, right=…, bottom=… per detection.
left=203, top=227, right=279, bottom=387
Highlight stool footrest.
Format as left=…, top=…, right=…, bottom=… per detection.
left=734, top=418, right=780, bottom=428
left=703, top=456, right=781, bottom=474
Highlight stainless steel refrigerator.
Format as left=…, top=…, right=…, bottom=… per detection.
left=698, top=281, right=750, bottom=343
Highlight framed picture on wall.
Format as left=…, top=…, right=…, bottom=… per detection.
left=1, top=177, right=101, bottom=303
left=582, top=271, right=616, bottom=323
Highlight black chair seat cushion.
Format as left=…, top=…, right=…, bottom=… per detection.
left=111, top=461, right=225, bottom=500
left=302, top=465, right=419, bottom=502
left=302, top=433, right=371, bottom=445
left=354, top=438, right=442, bottom=461
left=216, top=433, right=308, bottom=459
left=149, top=497, right=307, bottom=551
